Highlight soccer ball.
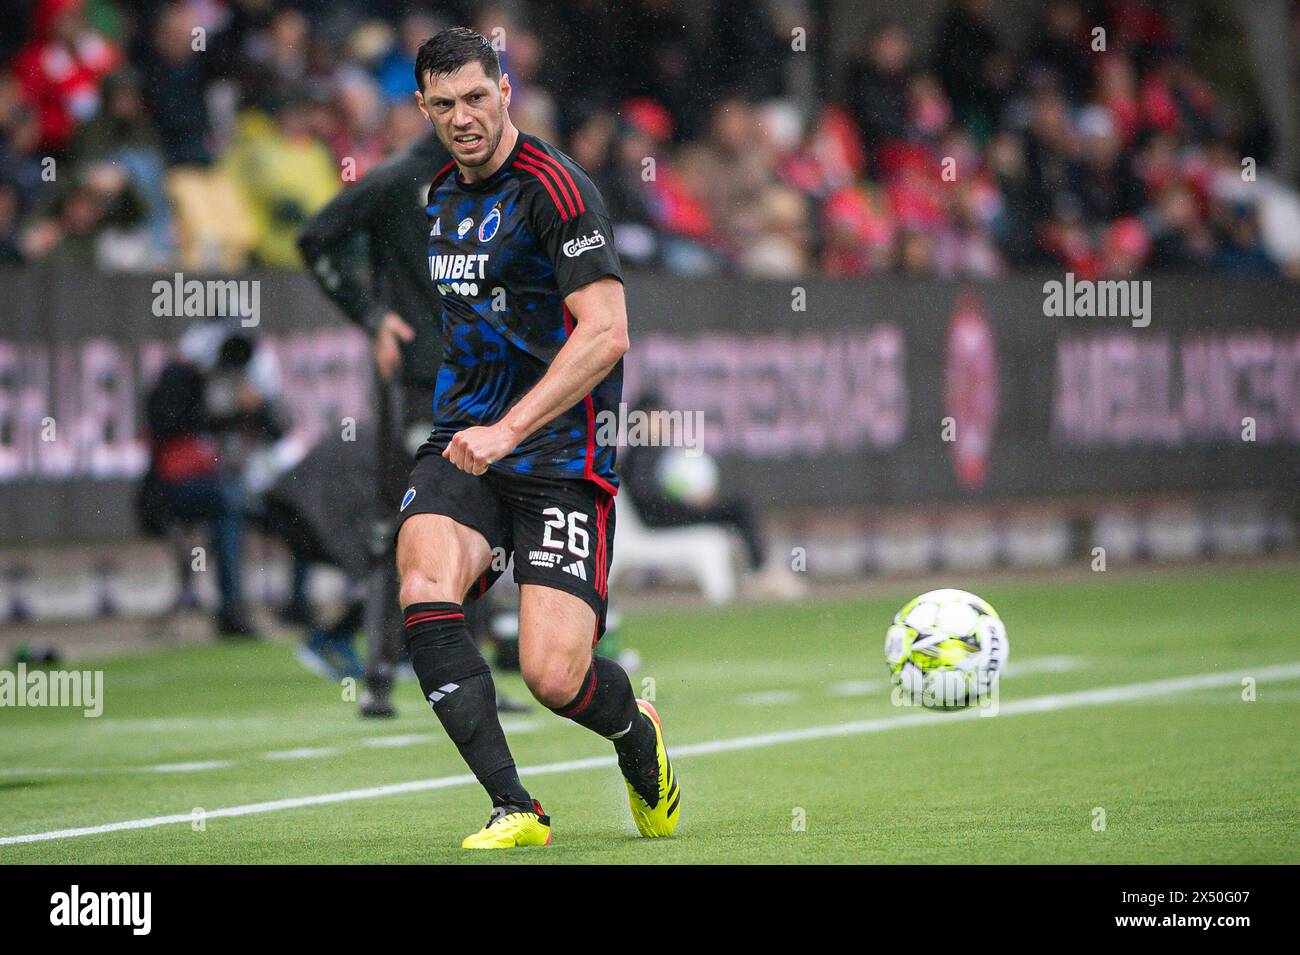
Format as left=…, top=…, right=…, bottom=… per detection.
left=884, top=589, right=1009, bottom=708
left=655, top=448, right=720, bottom=506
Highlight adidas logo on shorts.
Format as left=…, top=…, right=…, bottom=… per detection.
left=561, top=561, right=587, bottom=581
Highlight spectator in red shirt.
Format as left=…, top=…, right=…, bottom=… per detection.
left=10, top=0, right=120, bottom=153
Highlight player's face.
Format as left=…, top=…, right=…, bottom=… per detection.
left=416, top=63, right=511, bottom=169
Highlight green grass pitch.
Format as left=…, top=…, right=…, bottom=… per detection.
left=2, top=564, right=1297, bottom=864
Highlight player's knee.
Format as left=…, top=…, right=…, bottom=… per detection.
left=398, top=569, right=457, bottom=608
left=523, top=658, right=587, bottom=709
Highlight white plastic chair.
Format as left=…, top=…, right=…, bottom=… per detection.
left=609, top=493, right=737, bottom=604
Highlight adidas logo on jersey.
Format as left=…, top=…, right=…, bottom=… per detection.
left=561, top=561, right=587, bottom=581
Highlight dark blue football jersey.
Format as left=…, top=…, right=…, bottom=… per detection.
left=423, top=132, right=624, bottom=492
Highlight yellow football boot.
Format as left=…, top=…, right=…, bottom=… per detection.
left=624, top=700, right=680, bottom=837
left=461, top=800, right=552, bottom=849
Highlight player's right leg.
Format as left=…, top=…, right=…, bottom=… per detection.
left=395, top=456, right=548, bottom=849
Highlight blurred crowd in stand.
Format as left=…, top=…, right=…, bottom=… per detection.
left=2, top=0, right=1298, bottom=280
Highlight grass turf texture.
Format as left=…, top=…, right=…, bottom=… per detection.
left=1, top=564, right=1297, bottom=864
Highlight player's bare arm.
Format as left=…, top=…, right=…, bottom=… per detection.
left=442, top=277, right=629, bottom=475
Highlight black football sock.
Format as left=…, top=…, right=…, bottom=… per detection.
left=551, top=655, right=659, bottom=804
left=404, top=602, right=532, bottom=810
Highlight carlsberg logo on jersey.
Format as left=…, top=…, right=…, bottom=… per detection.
left=563, top=230, right=606, bottom=258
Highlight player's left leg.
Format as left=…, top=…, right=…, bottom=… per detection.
left=517, top=584, right=635, bottom=734
left=517, top=585, right=677, bottom=836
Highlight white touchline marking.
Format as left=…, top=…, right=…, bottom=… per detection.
left=148, top=760, right=237, bottom=773
left=754, top=657, right=1087, bottom=704
left=361, top=734, right=439, bottom=749
left=97, top=717, right=283, bottom=732
left=0, top=767, right=114, bottom=778
left=827, top=680, right=885, bottom=697
left=3, top=662, right=1297, bottom=847
left=499, top=719, right=540, bottom=733
left=1007, top=655, right=1086, bottom=675
left=2, top=725, right=545, bottom=778
left=738, top=690, right=801, bottom=706
left=265, top=748, right=337, bottom=761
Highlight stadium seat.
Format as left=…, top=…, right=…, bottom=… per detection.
left=609, top=494, right=737, bottom=604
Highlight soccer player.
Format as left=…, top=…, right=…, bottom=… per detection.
left=298, top=123, right=529, bottom=719
left=397, top=27, right=679, bottom=849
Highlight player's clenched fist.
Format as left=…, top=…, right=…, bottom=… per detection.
left=442, top=424, right=518, bottom=475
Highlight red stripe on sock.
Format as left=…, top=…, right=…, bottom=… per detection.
left=557, top=664, right=597, bottom=718
left=403, top=611, right=464, bottom=628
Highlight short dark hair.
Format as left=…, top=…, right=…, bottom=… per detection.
left=414, top=27, right=500, bottom=92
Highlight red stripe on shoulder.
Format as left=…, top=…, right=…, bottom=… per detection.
left=522, top=142, right=585, bottom=214
left=516, top=156, right=577, bottom=218
left=513, top=159, right=573, bottom=220
left=431, top=160, right=457, bottom=185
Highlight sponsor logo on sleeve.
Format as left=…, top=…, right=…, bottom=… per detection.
left=562, top=230, right=607, bottom=258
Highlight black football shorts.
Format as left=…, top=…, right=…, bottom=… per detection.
left=396, top=449, right=615, bottom=638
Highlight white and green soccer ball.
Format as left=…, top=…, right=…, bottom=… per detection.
left=655, top=448, right=720, bottom=506
left=884, top=589, right=1009, bottom=708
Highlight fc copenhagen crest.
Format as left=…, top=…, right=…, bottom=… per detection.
left=478, top=206, right=502, bottom=243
